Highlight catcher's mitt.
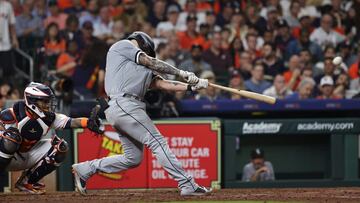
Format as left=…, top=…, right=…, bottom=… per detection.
left=87, top=105, right=104, bottom=134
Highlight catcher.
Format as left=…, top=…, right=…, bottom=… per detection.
left=0, top=82, right=103, bottom=194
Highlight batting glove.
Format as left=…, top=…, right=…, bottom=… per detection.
left=179, top=70, right=199, bottom=85
left=191, top=79, right=209, bottom=91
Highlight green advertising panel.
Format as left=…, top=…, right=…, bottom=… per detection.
left=225, top=118, right=360, bottom=135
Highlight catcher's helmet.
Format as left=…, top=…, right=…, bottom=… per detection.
left=127, top=31, right=156, bottom=57
left=24, top=82, right=56, bottom=117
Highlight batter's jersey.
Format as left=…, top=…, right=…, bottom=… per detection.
left=105, top=40, right=154, bottom=100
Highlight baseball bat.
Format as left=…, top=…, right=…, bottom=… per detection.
left=208, top=83, right=277, bottom=104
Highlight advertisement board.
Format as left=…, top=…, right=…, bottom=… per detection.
left=74, top=119, right=221, bottom=190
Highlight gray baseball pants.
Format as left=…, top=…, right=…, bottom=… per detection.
left=73, top=97, right=198, bottom=191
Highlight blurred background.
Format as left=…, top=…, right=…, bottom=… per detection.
left=1, top=0, right=360, bottom=192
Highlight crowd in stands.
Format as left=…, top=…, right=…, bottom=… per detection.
left=1, top=0, right=360, bottom=110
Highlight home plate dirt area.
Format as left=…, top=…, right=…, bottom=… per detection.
left=2, top=188, right=360, bottom=203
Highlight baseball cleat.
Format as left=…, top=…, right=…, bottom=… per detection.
left=180, top=186, right=212, bottom=196
left=32, top=182, right=46, bottom=190
left=15, top=170, right=46, bottom=194
left=15, top=183, right=46, bottom=194
left=72, top=164, right=87, bottom=196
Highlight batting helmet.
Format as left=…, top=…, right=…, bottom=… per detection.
left=127, top=31, right=156, bottom=58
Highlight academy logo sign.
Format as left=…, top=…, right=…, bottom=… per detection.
left=297, top=122, right=354, bottom=132
left=242, top=122, right=282, bottom=134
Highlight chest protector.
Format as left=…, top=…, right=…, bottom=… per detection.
left=12, top=101, right=55, bottom=152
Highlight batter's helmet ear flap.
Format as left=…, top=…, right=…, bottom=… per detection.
left=127, top=31, right=156, bottom=58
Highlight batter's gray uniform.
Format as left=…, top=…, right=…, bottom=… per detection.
left=73, top=40, right=199, bottom=192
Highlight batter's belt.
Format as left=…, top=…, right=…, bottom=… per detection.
left=108, top=92, right=144, bottom=102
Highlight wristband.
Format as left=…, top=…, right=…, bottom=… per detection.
left=80, top=118, right=88, bottom=128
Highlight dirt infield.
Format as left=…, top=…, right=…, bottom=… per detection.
left=2, top=187, right=360, bottom=203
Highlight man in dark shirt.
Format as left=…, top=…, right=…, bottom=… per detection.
left=202, top=32, right=233, bottom=81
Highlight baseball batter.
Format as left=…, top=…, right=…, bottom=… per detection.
left=72, top=31, right=211, bottom=196
left=0, top=82, right=103, bottom=194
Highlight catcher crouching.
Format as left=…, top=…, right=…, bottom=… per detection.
left=0, top=82, right=103, bottom=194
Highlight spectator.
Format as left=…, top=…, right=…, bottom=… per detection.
left=351, top=76, right=360, bottom=99
left=234, top=51, right=253, bottom=80
left=60, top=14, right=82, bottom=45
left=274, top=20, right=294, bottom=54
left=244, top=64, right=272, bottom=94
left=263, top=74, right=293, bottom=99
left=348, top=49, right=360, bottom=81
left=205, top=10, right=221, bottom=33
left=229, top=12, right=248, bottom=41
left=229, top=37, right=243, bottom=70
left=227, top=73, right=245, bottom=100
left=260, top=1, right=283, bottom=20
left=167, top=34, right=189, bottom=66
left=32, top=0, right=47, bottom=20
left=220, top=27, right=232, bottom=50
left=106, top=20, right=126, bottom=45
left=43, top=22, right=66, bottom=69
left=179, top=44, right=212, bottom=77
left=107, top=0, right=122, bottom=18
left=310, top=14, right=345, bottom=49
left=333, top=73, right=349, bottom=99
left=292, top=15, right=314, bottom=39
left=44, top=0, right=68, bottom=30
left=202, top=32, right=233, bottom=81
left=147, top=0, right=166, bottom=28
left=343, top=7, right=358, bottom=43
left=43, top=23, right=66, bottom=57
left=93, top=6, right=113, bottom=40
left=348, top=49, right=360, bottom=92
left=283, top=55, right=302, bottom=91
left=0, top=81, right=20, bottom=100
left=0, top=0, right=18, bottom=79
left=298, top=0, right=321, bottom=18
left=215, top=2, right=234, bottom=27
left=316, top=76, right=340, bottom=99
left=286, top=77, right=315, bottom=100
left=156, top=42, right=175, bottom=80
left=195, top=71, right=223, bottom=101
left=265, top=6, right=280, bottom=31
left=79, top=0, right=100, bottom=27
left=54, top=40, right=79, bottom=77
left=285, top=0, right=300, bottom=28
left=79, top=21, right=99, bottom=49
left=72, top=40, right=107, bottom=98
left=15, top=1, right=44, bottom=39
left=117, top=0, right=147, bottom=33
left=156, top=5, right=181, bottom=38
left=301, top=65, right=314, bottom=80
left=178, top=0, right=206, bottom=31
left=287, top=29, right=323, bottom=61
left=243, top=33, right=261, bottom=59
left=14, top=1, right=42, bottom=52
left=338, top=41, right=357, bottom=67
left=245, top=4, right=267, bottom=36
left=177, top=14, right=206, bottom=50
left=263, top=29, right=274, bottom=44
left=199, top=23, right=211, bottom=41
left=64, top=0, right=86, bottom=16
left=9, top=0, right=22, bottom=17
left=314, top=46, right=336, bottom=72
left=0, top=82, right=12, bottom=99
left=260, top=43, right=285, bottom=81
left=315, top=57, right=337, bottom=85
left=242, top=148, right=275, bottom=182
